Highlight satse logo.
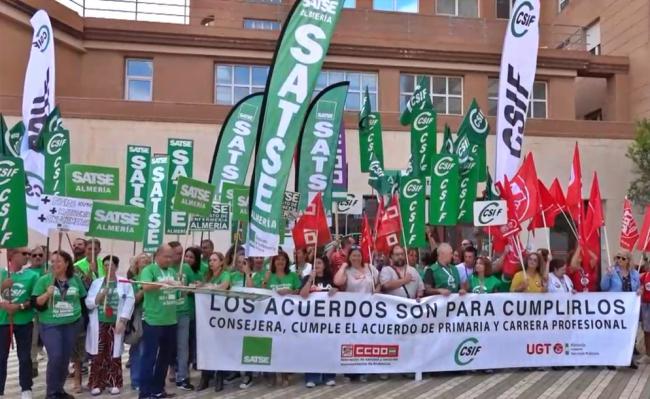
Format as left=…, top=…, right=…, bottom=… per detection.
left=511, top=1, right=536, bottom=38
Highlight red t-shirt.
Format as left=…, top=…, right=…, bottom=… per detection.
left=569, top=267, right=599, bottom=292
left=641, top=273, right=650, bottom=303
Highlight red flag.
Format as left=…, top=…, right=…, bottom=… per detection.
left=292, top=193, right=331, bottom=249
left=528, top=179, right=561, bottom=230
left=566, top=143, right=582, bottom=222
left=620, top=198, right=639, bottom=251
left=360, top=214, right=373, bottom=263
left=495, top=176, right=522, bottom=239
left=373, top=195, right=384, bottom=235
left=375, top=194, right=401, bottom=255
left=636, top=206, right=650, bottom=252
left=583, top=172, right=604, bottom=240
left=502, top=236, right=527, bottom=278
left=549, top=178, right=566, bottom=212
left=509, top=153, right=539, bottom=222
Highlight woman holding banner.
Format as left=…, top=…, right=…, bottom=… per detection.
left=32, top=250, right=88, bottom=399
left=510, top=253, right=546, bottom=293
left=300, top=256, right=337, bottom=388
left=183, top=247, right=206, bottom=379
left=197, top=252, right=229, bottom=392
left=469, top=257, right=500, bottom=294
left=85, top=255, right=135, bottom=396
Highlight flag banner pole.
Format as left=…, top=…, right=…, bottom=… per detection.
left=132, top=241, right=136, bottom=256
left=64, top=232, right=75, bottom=254
left=396, top=196, right=410, bottom=268
left=559, top=208, right=579, bottom=241
left=230, top=220, right=241, bottom=270
left=334, top=207, right=340, bottom=241
left=514, top=234, right=527, bottom=280
left=179, top=215, right=193, bottom=280
left=603, top=225, right=612, bottom=269
left=345, top=214, right=348, bottom=236
left=45, top=236, right=50, bottom=273
left=103, top=240, right=115, bottom=314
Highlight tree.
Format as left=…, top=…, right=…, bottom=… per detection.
left=627, top=119, right=650, bottom=207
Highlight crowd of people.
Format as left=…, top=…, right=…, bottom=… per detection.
left=0, top=233, right=648, bottom=399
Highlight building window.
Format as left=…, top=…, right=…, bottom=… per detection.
left=436, top=0, right=479, bottom=17
left=248, top=0, right=281, bottom=3
left=243, top=18, right=280, bottom=30
left=373, top=0, right=418, bottom=13
left=125, top=59, right=153, bottom=101
left=400, top=74, right=463, bottom=115
left=584, top=109, right=603, bottom=120
left=559, top=0, right=570, bottom=12
left=488, top=79, right=547, bottom=119
left=344, top=0, right=356, bottom=7
left=215, top=64, right=269, bottom=105
left=585, top=21, right=601, bottom=55
left=315, top=70, right=378, bottom=111
left=496, top=0, right=515, bottom=19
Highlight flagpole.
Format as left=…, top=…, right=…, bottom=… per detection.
left=603, top=225, right=612, bottom=269
left=230, top=220, right=241, bottom=270
left=103, top=240, right=114, bottom=313
left=395, top=195, right=410, bottom=268
left=514, top=234, right=527, bottom=279
left=178, top=215, right=192, bottom=280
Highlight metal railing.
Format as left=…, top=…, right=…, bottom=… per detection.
left=56, top=0, right=191, bottom=24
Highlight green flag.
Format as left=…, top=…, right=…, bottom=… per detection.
left=359, top=86, right=372, bottom=129
left=458, top=99, right=489, bottom=181
left=400, top=75, right=432, bottom=126
left=172, top=176, right=216, bottom=217
left=410, top=108, right=437, bottom=176
left=40, top=108, right=70, bottom=196
left=359, top=112, right=384, bottom=173
left=165, top=138, right=194, bottom=234
left=296, top=82, right=349, bottom=213
left=441, top=124, right=454, bottom=155
left=64, top=164, right=119, bottom=201
left=209, top=93, right=263, bottom=195
left=368, top=154, right=387, bottom=195
left=484, top=170, right=499, bottom=201
left=399, top=174, right=426, bottom=248
left=223, top=182, right=249, bottom=223
left=88, top=202, right=146, bottom=242
left=247, top=0, right=345, bottom=256
left=2, top=121, right=25, bottom=158
left=429, top=154, right=459, bottom=226
left=0, top=157, right=28, bottom=248
left=0, top=115, right=6, bottom=156
left=143, top=155, right=169, bottom=253
left=125, top=145, right=151, bottom=208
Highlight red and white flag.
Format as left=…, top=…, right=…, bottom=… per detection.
left=509, top=153, right=539, bottom=222
left=292, top=193, right=331, bottom=249
left=549, top=178, right=566, bottom=212
left=636, top=206, right=650, bottom=252
left=620, top=198, right=639, bottom=251
left=528, top=179, right=562, bottom=230
left=566, top=143, right=582, bottom=222
left=375, top=194, right=401, bottom=255
left=360, top=213, right=373, bottom=263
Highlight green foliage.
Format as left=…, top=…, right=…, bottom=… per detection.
left=626, top=119, right=650, bottom=207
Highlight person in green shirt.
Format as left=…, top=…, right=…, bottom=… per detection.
left=0, top=247, right=38, bottom=398
left=200, top=239, right=214, bottom=270
left=469, top=256, right=501, bottom=294
left=28, top=245, right=48, bottom=277
left=74, top=238, right=105, bottom=284
left=139, top=244, right=181, bottom=399
left=85, top=255, right=135, bottom=396
left=423, top=243, right=467, bottom=296
left=32, top=250, right=87, bottom=399
left=229, top=255, right=256, bottom=288
left=262, top=251, right=301, bottom=294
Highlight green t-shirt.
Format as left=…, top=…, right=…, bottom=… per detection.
left=29, top=265, right=47, bottom=277
left=414, top=264, right=426, bottom=279
left=210, top=271, right=230, bottom=285
left=140, top=263, right=179, bottom=326
left=32, top=274, right=87, bottom=325
left=267, top=272, right=301, bottom=291
left=173, top=263, right=198, bottom=317
left=98, top=281, right=120, bottom=324
left=493, top=273, right=512, bottom=293
left=469, top=275, right=500, bottom=294
left=424, top=263, right=462, bottom=292
left=0, top=269, right=39, bottom=325
left=74, top=257, right=106, bottom=278
left=230, top=271, right=246, bottom=288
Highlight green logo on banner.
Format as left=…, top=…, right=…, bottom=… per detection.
left=88, top=202, right=145, bottom=241
left=410, top=109, right=437, bottom=176
left=172, top=176, right=216, bottom=217
left=125, top=145, right=151, bottom=208
left=359, top=113, right=384, bottom=173
left=165, top=138, right=193, bottom=234
left=242, top=336, right=272, bottom=365
left=64, top=164, right=119, bottom=201
left=143, top=156, right=169, bottom=253
left=189, top=202, right=230, bottom=232
left=399, top=174, right=426, bottom=248
left=40, top=107, right=70, bottom=196
left=0, top=157, right=28, bottom=248
left=429, top=154, right=459, bottom=226
left=224, top=183, right=249, bottom=223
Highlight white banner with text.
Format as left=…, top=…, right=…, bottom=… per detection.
left=196, top=292, right=639, bottom=373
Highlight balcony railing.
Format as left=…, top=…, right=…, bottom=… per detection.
left=55, top=0, right=191, bottom=24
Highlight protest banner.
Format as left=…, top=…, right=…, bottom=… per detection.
left=248, top=0, right=345, bottom=256
left=190, top=203, right=231, bottom=232
left=196, top=292, right=639, bottom=373
left=87, top=202, right=145, bottom=242
left=125, top=145, right=151, bottom=208
left=173, top=176, right=216, bottom=217
left=473, top=200, right=508, bottom=227
left=332, top=193, right=363, bottom=215
left=165, top=138, right=194, bottom=234
left=143, top=155, right=169, bottom=253
left=282, top=191, right=301, bottom=220
left=64, top=164, right=119, bottom=201
left=36, top=194, right=92, bottom=233
left=0, top=157, right=28, bottom=247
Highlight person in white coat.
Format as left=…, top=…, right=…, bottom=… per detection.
left=85, top=256, right=135, bottom=396
left=547, top=258, right=576, bottom=294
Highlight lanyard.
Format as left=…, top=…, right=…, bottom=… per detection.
left=440, top=266, right=457, bottom=288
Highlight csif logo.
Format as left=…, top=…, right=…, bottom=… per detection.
left=510, top=1, right=536, bottom=38
left=478, top=202, right=503, bottom=224
left=0, top=160, right=20, bottom=186
left=434, top=157, right=455, bottom=177
left=336, top=194, right=359, bottom=212
left=413, top=111, right=434, bottom=132
left=32, top=25, right=51, bottom=52
left=369, top=160, right=384, bottom=177
left=46, top=132, right=66, bottom=155
left=402, top=178, right=423, bottom=199
left=454, top=337, right=482, bottom=366
left=469, top=108, right=488, bottom=134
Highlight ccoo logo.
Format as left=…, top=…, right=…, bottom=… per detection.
left=510, top=1, right=536, bottom=38
left=434, top=157, right=455, bottom=177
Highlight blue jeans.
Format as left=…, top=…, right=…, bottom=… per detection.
left=129, top=341, right=143, bottom=389
left=305, top=373, right=335, bottom=385
left=139, top=322, right=177, bottom=398
left=40, top=320, right=82, bottom=397
left=175, top=314, right=190, bottom=382
left=0, top=323, right=33, bottom=394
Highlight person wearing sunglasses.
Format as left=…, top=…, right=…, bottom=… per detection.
left=29, top=246, right=48, bottom=277
left=28, top=246, right=48, bottom=378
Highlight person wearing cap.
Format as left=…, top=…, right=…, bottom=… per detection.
left=85, top=255, right=135, bottom=396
